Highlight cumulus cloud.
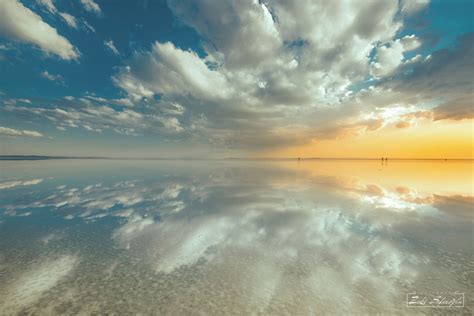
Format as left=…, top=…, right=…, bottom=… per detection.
left=164, top=0, right=404, bottom=108
left=37, top=0, right=78, bottom=29
left=37, top=0, right=56, bottom=13
left=114, top=41, right=230, bottom=101
left=371, top=40, right=406, bottom=78
left=80, top=0, right=101, bottom=15
left=109, top=0, right=440, bottom=150
left=104, top=39, right=119, bottom=55
left=41, top=70, right=64, bottom=84
left=401, top=34, right=421, bottom=51
left=0, top=126, right=43, bottom=137
left=371, top=35, right=422, bottom=78
left=7, top=0, right=468, bottom=154
left=59, top=12, right=78, bottom=29
left=156, top=116, right=184, bottom=133
left=0, top=0, right=79, bottom=60
left=168, top=0, right=281, bottom=69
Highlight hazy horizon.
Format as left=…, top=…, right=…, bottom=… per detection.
left=1, top=154, right=473, bottom=160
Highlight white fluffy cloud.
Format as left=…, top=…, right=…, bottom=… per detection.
left=59, top=12, right=78, bottom=29
left=37, top=0, right=56, bottom=13
left=80, top=0, right=101, bottom=15
left=5, top=0, right=460, bottom=154
left=37, top=0, right=79, bottom=29
left=168, top=0, right=281, bottom=69
left=114, top=42, right=231, bottom=101
left=401, top=34, right=421, bottom=51
left=371, top=35, right=422, bottom=78
left=41, top=70, right=64, bottom=83
left=153, top=0, right=403, bottom=100
left=110, top=0, right=434, bottom=150
left=0, top=126, right=43, bottom=137
left=164, top=0, right=403, bottom=108
left=371, top=40, right=405, bottom=78
left=119, top=0, right=408, bottom=108
left=0, top=0, right=79, bottom=59
left=0, top=0, right=79, bottom=60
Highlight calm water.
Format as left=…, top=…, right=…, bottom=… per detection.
left=0, top=160, right=472, bottom=315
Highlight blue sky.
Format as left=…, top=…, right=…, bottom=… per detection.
left=0, top=0, right=204, bottom=98
left=0, top=0, right=472, bottom=157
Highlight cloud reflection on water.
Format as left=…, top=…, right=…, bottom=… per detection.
left=0, top=160, right=472, bottom=314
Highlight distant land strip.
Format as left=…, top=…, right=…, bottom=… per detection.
left=0, top=155, right=108, bottom=160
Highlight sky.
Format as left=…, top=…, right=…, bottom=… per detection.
left=0, top=0, right=472, bottom=158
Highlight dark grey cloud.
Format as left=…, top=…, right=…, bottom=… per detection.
left=432, top=95, right=474, bottom=121
left=383, top=32, right=474, bottom=121
left=392, top=32, right=473, bottom=95
left=432, top=195, right=473, bottom=218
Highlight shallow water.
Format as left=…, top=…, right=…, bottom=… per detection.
left=0, top=160, right=472, bottom=315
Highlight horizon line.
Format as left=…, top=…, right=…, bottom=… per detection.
left=0, top=155, right=473, bottom=161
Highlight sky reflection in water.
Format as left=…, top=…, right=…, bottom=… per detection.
left=0, top=160, right=472, bottom=314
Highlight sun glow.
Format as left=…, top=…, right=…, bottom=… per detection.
left=269, top=119, right=473, bottom=159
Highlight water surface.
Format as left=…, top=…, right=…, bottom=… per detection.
left=0, top=160, right=472, bottom=314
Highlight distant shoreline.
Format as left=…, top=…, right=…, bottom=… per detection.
left=0, top=155, right=472, bottom=161
left=0, top=155, right=107, bottom=161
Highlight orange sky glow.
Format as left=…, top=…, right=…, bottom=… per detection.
left=267, top=119, right=473, bottom=159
